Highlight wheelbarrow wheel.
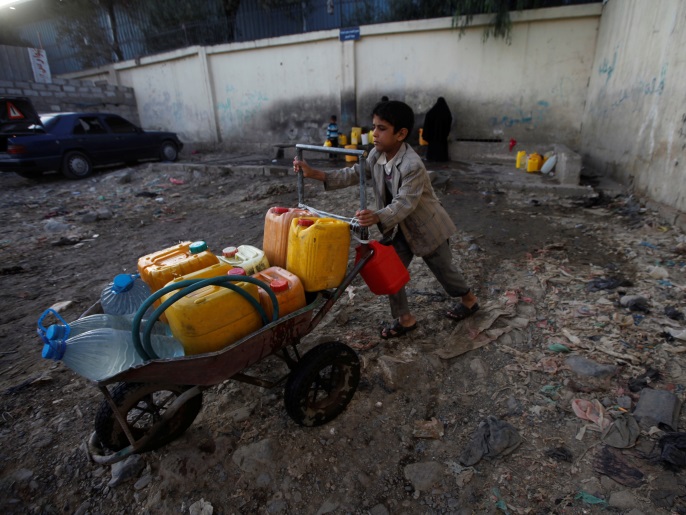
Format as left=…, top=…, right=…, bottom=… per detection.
left=94, top=382, right=203, bottom=452
left=284, top=341, right=360, bottom=427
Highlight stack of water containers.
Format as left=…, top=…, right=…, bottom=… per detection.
left=150, top=207, right=351, bottom=356
left=39, top=205, right=355, bottom=378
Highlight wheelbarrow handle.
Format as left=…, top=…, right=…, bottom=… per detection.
left=295, top=143, right=367, bottom=209
left=295, top=144, right=368, bottom=212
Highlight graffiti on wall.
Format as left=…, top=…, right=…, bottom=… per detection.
left=489, top=101, right=550, bottom=129
left=216, top=85, right=270, bottom=134
left=636, top=64, right=667, bottom=97
left=598, top=44, right=667, bottom=98
left=141, top=91, right=185, bottom=129
left=605, top=64, right=668, bottom=110
left=598, top=49, right=617, bottom=84
left=140, top=81, right=216, bottom=142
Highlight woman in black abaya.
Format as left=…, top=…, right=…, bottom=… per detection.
left=422, top=97, right=452, bottom=162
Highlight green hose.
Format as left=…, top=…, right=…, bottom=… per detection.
left=132, top=276, right=279, bottom=360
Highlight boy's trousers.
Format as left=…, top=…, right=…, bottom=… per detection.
left=388, top=230, right=470, bottom=319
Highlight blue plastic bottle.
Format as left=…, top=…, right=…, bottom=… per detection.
left=100, top=274, right=152, bottom=316
left=40, top=326, right=184, bottom=382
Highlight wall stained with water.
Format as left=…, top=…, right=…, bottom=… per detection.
left=64, top=4, right=602, bottom=157
left=580, top=0, right=686, bottom=214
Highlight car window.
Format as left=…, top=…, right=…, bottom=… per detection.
left=73, top=116, right=107, bottom=135
left=105, top=116, right=137, bottom=134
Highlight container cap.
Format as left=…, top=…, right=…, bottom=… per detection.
left=228, top=267, right=246, bottom=276
left=112, top=273, right=134, bottom=293
left=223, top=246, right=238, bottom=258
left=45, top=324, right=67, bottom=341
left=270, top=279, right=288, bottom=292
left=42, top=343, right=58, bottom=360
left=272, top=207, right=289, bottom=214
left=42, top=324, right=69, bottom=360
left=298, top=219, right=315, bottom=227
left=189, top=241, right=208, bottom=254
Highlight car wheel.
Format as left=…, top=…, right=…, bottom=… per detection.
left=160, top=141, right=178, bottom=162
left=61, top=151, right=93, bottom=179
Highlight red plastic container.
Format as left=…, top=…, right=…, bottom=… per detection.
left=355, top=241, right=409, bottom=295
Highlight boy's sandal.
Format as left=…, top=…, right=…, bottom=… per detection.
left=446, top=303, right=480, bottom=321
left=380, top=319, right=418, bottom=340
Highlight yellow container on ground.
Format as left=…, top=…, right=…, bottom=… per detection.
left=351, top=127, right=362, bottom=145
left=526, top=153, right=543, bottom=173
left=217, top=244, right=269, bottom=275
left=515, top=150, right=527, bottom=169
left=263, top=207, right=313, bottom=269
left=252, top=266, right=306, bottom=321
left=287, top=217, right=351, bottom=292
left=161, top=278, right=262, bottom=355
left=419, top=128, right=428, bottom=146
left=344, top=144, right=358, bottom=162
left=338, top=134, right=348, bottom=146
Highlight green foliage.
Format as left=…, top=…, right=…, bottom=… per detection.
left=387, top=0, right=457, bottom=21
left=452, top=0, right=544, bottom=43
left=137, top=0, right=231, bottom=52
left=342, top=0, right=379, bottom=26
left=46, top=0, right=124, bottom=66
left=341, top=0, right=546, bottom=43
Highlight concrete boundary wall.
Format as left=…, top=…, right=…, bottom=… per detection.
left=62, top=4, right=602, bottom=157
left=580, top=0, right=686, bottom=214
left=42, top=1, right=686, bottom=216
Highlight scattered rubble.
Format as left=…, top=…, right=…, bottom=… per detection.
left=1, top=159, right=686, bottom=513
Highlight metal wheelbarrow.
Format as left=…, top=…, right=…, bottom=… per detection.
left=85, top=143, right=373, bottom=464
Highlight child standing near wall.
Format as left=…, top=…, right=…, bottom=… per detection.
left=326, top=115, right=339, bottom=158
left=295, top=101, right=479, bottom=339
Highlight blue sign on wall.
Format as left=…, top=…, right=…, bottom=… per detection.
left=339, top=27, right=360, bottom=41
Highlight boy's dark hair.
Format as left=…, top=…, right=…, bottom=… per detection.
left=330, top=115, right=337, bottom=122
left=372, top=100, right=414, bottom=138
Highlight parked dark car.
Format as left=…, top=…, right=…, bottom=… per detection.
left=0, top=97, right=183, bottom=179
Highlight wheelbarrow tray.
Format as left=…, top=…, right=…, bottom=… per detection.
left=96, top=294, right=327, bottom=387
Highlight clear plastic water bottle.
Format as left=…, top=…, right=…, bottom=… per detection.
left=52, top=313, right=172, bottom=338
left=100, top=274, right=152, bottom=316
left=41, top=327, right=185, bottom=382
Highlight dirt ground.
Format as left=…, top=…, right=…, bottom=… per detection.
left=1, top=155, right=686, bottom=515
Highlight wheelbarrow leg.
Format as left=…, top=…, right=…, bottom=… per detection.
left=278, top=342, right=302, bottom=370
left=90, top=386, right=203, bottom=465
left=99, top=385, right=137, bottom=447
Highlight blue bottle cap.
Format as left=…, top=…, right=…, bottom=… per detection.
left=42, top=343, right=58, bottom=360
left=42, top=323, right=69, bottom=360
left=46, top=324, right=67, bottom=341
left=189, top=241, right=207, bottom=254
left=112, top=274, right=135, bottom=294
